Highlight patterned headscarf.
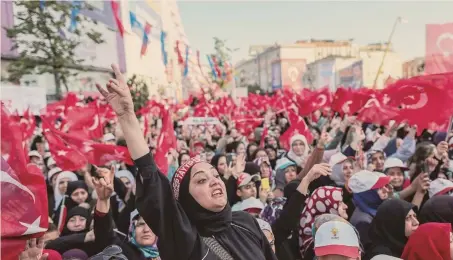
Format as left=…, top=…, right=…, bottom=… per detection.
left=299, top=186, right=343, bottom=254
left=129, top=211, right=160, bottom=259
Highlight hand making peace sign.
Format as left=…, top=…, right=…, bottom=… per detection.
left=96, top=64, right=134, bottom=118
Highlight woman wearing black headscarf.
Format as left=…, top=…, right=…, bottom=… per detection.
left=60, top=206, right=92, bottom=237
left=364, top=199, right=419, bottom=260
left=53, top=180, right=91, bottom=226
left=45, top=206, right=97, bottom=256
left=419, top=195, right=453, bottom=227
left=96, top=66, right=277, bottom=260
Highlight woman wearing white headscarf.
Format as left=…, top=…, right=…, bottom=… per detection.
left=53, top=171, right=78, bottom=211
left=285, top=134, right=309, bottom=167
left=115, top=170, right=136, bottom=194
left=115, top=169, right=138, bottom=234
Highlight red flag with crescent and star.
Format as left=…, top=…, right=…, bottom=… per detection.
left=1, top=105, right=48, bottom=260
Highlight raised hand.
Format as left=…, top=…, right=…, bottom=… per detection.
left=19, top=238, right=48, bottom=260
left=436, top=141, right=449, bottom=158
left=84, top=230, right=95, bottom=242
left=96, top=64, right=134, bottom=118
left=416, top=173, right=430, bottom=193
left=304, top=163, right=332, bottom=183
left=92, top=167, right=114, bottom=201
left=224, top=161, right=234, bottom=180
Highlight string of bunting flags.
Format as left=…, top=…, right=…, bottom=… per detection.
left=108, top=0, right=234, bottom=84
left=38, top=0, right=234, bottom=85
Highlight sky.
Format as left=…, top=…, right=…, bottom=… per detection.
left=178, top=1, right=453, bottom=64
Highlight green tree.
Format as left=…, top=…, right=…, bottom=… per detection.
left=209, top=37, right=238, bottom=88
left=128, top=75, right=150, bottom=114
left=247, top=83, right=263, bottom=94
left=5, top=0, right=104, bottom=99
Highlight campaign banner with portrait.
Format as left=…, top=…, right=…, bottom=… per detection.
left=317, top=60, right=335, bottom=91
left=339, top=61, right=363, bottom=89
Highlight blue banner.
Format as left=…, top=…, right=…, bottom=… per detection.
left=271, top=62, right=282, bottom=91
left=69, top=1, right=81, bottom=32
left=160, top=31, right=168, bottom=66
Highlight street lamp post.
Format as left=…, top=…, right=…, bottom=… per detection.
left=373, top=16, right=407, bottom=88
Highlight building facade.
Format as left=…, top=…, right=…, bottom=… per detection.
left=1, top=0, right=201, bottom=104
left=1, top=1, right=125, bottom=101
left=402, top=57, right=425, bottom=78
left=237, top=40, right=403, bottom=92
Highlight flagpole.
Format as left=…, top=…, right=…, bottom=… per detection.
left=373, top=17, right=405, bottom=89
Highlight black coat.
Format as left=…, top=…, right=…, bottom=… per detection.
left=134, top=152, right=277, bottom=260
left=45, top=233, right=97, bottom=256
left=272, top=192, right=307, bottom=260
left=93, top=210, right=148, bottom=260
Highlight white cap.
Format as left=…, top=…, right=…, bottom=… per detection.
left=428, top=178, right=453, bottom=198
left=237, top=173, right=261, bottom=188
left=48, top=167, right=62, bottom=181
left=239, top=197, right=264, bottom=211
left=28, top=150, right=42, bottom=160
left=383, top=158, right=408, bottom=172
left=329, top=152, right=348, bottom=166
left=348, top=170, right=391, bottom=193
left=314, top=221, right=360, bottom=258
left=103, top=133, right=116, bottom=142
left=47, top=157, right=56, bottom=168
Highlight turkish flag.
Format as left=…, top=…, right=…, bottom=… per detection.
left=42, top=119, right=88, bottom=171
left=297, top=88, right=332, bottom=116
left=1, top=106, right=48, bottom=260
left=386, top=76, right=453, bottom=133
left=279, top=117, right=313, bottom=150
left=110, top=0, right=125, bottom=37
left=55, top=130, right=134, bottom=166
left=356, top=98, right=399, bottom=125
left=425, top=23, right=453, bottom=74
left=331, top=88, right=371, bottom=116
left=67, top=101, right=104, bottom=140
left=154, top=109, right=177, bottom=174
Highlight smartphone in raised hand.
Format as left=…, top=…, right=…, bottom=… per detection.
left=261, top=178, right=270, bottom=191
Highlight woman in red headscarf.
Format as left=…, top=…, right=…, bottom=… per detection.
left=401, top=223, right=453, bottom=260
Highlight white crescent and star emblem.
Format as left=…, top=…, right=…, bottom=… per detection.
left=400, top=86, right=428, bottom=110
left=364, top=98, right=381, bottom=108
left=83, top=142, right=93, bottom=152
left=113, top=150, right=125, bottom=159
left=341, top=101, right=353, bottom=113
left=314, top=95, right=327, bottom=107
left=436, top=33, right=453, bottom=57
left=1, top=166, right=47, bottom=236
left=19, top=216, right=47, bottom=235
left=57, top=150, right=68, bottom=156
left=0, top=170, right=36, bottom=203
left=87, top=115, right=99, bottom=131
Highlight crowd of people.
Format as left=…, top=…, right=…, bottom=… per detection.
left=6, top=65, right=453, bottom=260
